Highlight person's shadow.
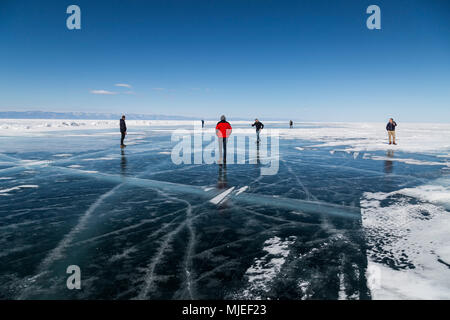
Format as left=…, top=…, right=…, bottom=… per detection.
left=121, top=149, right=127, bottom=177
left=384, top=150, right=394, bottom=174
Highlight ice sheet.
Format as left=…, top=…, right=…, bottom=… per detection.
left=0, top=119, right=448, bottom=299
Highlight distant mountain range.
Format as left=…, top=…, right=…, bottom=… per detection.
left=0, top=111, right=198, bottom=120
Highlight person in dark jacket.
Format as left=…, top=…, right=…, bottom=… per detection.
left=201, top=119, right=205, bottom=128
left=386, top=118, right=397, bottom=145
left=215, top=115, right=232, bottom=163
left=120, top=115, right=127, bottom=148
left=252, top=119, right=264, bottom=143
left=289, top=120, right=293, bottom=128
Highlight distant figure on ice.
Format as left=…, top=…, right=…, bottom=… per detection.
left=215, top=115, right=232, bottom=163
left=120, top=115, right=127, bottom=148
left=386, top=118, right=397, bottom=145
left=289, top=120, right=293, bottom=128
left=201, top=119, right=205, bottom=128
left=252, top=119, right=264, bottom=143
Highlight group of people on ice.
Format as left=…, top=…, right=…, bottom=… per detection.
left=201, top=115, right=263, bottom=163
left=119, top=115, right=398, bottom=157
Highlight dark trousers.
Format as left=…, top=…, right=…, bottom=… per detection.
left=120, top=132, right=126, bottom=145
left=218, top=137, right=227, bottom=162
left=223, top=138, right=227, bottom=161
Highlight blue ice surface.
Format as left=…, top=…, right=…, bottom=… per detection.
left=0, top=122, right=447, bottom=299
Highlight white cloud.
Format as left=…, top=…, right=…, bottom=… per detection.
left=115, top=83, right=132, bottom=88
left=90, top=90, right=117, bottom=95
left=124, top=91, right=136, bottom=95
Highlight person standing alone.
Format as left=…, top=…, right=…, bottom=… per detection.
left=386, top=118, right=397, bottom=145
left=215, top=115, right=232, bottom=163
left=120, top=115, right=127, bottom=148
left=252, top=119, right=264, bottom=143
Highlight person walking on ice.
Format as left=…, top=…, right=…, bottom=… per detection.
left=215, top=115, right=232, bottom=163
left=386, top=118, right=397, bottom=145
left=120, top=115, right=127, bottom=148
left=289, top=120, right=293, bottom=128
left=252, top=118, right=264, bottom=143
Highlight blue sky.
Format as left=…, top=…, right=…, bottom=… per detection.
left=0, top=0, right=449, bottom=121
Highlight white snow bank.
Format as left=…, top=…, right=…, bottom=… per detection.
left=0, top=119, right=200, bottom=135
left=361, top=176, right=450, bottom=299
left=367, top=261, right=450, bottom=300
left=1, top=120, right=449, bottom=155
left=398, top=181, right=450, bottom=206
left=363, top=177, right=450, bottom=208
left=283, top=122, right=450, bottom=154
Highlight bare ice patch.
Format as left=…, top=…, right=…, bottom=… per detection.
left=233, top=236, right=296, bottom=299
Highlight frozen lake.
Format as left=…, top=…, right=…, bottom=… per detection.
left=0, top=120, right=449, bottom=299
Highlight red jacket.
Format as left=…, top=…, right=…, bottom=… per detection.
left=216, top=120, right=232, bottom=138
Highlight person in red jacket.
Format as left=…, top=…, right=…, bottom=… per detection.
left=215, top=115, right=232, bottom=163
